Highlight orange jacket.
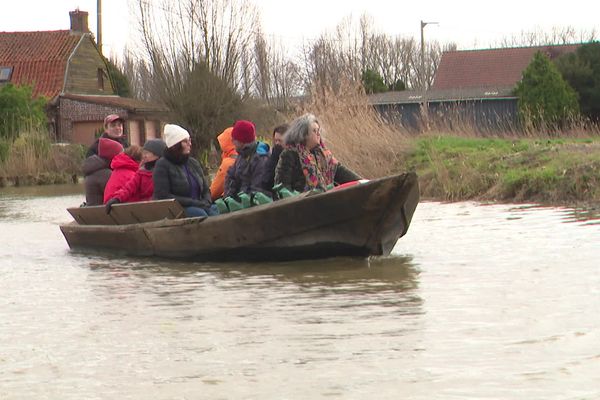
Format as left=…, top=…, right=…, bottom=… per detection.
left=210, top=127, right=238, bottom=200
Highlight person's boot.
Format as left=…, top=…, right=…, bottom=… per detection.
left=224, top=196, right=243, bottom=212
left=214, top=198, right=229, bottom=214
left=252, top=191, right=273, bottom=206
left=238, top=192, right=252, bottom=208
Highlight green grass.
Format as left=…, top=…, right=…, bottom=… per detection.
left=400, top=136, right=600, bottom=205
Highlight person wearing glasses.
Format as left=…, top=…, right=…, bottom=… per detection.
left=274, top=113, right=361, bottom=193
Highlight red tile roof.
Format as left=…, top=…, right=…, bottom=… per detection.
left=432, top=44, right=580, bottom=91
left=0, top=30, right=82, bottom=98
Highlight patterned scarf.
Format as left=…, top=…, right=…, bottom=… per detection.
left=291, top=140, right=338, bottom=191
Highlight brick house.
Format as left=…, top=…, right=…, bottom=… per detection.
left=370, top=44, right=580, bottom=132
left=0, top=9, right=168, bottom=146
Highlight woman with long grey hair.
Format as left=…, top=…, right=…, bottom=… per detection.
left=274, top=113, right=361, bottom=193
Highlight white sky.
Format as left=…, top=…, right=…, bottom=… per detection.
left=1, top=0, right=598, bottom=59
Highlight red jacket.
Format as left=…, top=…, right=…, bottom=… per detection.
left=111, top=168, right=154, bottom=203
left=103, top=153, right=140, bottom=203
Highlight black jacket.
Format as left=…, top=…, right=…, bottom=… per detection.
left=152, top=154, right=212, bottom=208
left=265, top=144, right=284, bottom=192
left=274, top=148, right=361, bottom=193
left=224, top=141, right=272, bottom=198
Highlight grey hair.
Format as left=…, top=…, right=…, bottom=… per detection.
left=284, top=113, right=321, bottom=146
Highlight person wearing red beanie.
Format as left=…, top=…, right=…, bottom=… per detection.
left=224, top=120, right=272, bottom=199
left=231, top=120, right=256, bottom=144
left=82, top=138, right=124, bottom=206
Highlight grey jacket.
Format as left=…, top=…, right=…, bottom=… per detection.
left=83, top=155, right=111, bottom=206
left=152, top=155, right=212, bottom=208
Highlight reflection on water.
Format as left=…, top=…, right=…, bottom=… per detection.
left=82, top=254, right=421, bottom=315
left=508, top=203, right=600, bottom=224
left=1, top=189, right=599, bottom=399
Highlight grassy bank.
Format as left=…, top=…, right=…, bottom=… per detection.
left=398, top=136, right=600, bottom=205
left=288, top=83, right=600, bottom=207
left=0, top=131, right=84, bottom=187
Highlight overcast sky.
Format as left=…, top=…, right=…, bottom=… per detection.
left=1, top=0, right=598, bottom=58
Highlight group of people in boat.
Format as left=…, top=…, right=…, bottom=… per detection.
left=82, top=113, right=362, bottom=217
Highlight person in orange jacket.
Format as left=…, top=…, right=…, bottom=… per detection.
left=210, top=127, right=238, bottom=200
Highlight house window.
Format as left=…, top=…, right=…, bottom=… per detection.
left=97, top=68, right=105, bottom=90
left=0, top=66, right=13, bottom=82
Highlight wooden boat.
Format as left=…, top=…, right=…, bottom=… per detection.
left=60, top=172, right=419, bottom=262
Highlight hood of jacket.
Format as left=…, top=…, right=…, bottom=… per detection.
left=238, top=141, right=270, bottom=159
left=217, top=127, right=237, bottom=158
left=82, top=155, right=110, bottom=176
left=256, top=141, right=270, bottom=156
left=110, top=152, right=140, bottom=171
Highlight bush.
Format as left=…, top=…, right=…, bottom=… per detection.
left=361, top=69, right=388, bottom=94
left=0, top=84, right=47, bottom=140
left=556, top=41, right=600, bottom=122
left=514, top=51, right=579, bottom=131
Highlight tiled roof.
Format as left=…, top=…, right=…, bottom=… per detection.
left=61, top=93, right=169, bottom=113
left=0, top=30, right=82, bottom=98
left=432, top=44, right=580, bottom=90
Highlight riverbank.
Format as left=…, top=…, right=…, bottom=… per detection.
left=398, top=135, right=600, bottom=207
left=2, top=133, right=599, bottom=208
left=0, top=132, right=84, bottom=188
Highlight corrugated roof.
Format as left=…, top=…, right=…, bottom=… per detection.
left=432, top=44, right=579, bottom=90
left=0, top=30, right=82, bottom=98
left=368, top=87, right=516, bottom=105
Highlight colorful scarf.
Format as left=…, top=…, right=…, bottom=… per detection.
left=291, top=140, right=338, bottom=191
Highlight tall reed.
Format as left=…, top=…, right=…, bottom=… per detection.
left=0, top=127, right=84, bottom=186
left=293, top=82, right=410, bottom=179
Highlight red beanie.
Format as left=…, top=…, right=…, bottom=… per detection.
left=231, top=120, right=256, bottom=144
left=98, top=138, right=124, bottom=160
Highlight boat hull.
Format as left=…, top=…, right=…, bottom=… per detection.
left=60, top=172, right=419, bottom=261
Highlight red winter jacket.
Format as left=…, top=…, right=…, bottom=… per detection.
left=103, top=153, right=140, bottom=203
left=111, top=168, right=154, bottom=203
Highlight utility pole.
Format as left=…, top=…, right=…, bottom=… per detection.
left=97, top=0, right=103, bottom=55
left=420, top=20, right=438, bottom=89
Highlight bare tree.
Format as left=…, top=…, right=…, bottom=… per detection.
left=127, top=0, right=260, bottom=151
left=251, top=31, right=302, bottom=110
left=299, top=13, right=453, bottom=94
left=497, top=26, right=598, bottom=48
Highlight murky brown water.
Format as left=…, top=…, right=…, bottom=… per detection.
left=1, top=184, right=599, bottom=399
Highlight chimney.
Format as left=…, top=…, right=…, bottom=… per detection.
left=69, top=9, right=90, bottom=33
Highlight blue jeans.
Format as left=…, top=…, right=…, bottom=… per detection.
left=184, top=204, right=220, bottom=217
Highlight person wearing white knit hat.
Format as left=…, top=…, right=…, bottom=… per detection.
left=152, top=124, right=219, bottom=218
left=163, top=124, right=191, bottom=148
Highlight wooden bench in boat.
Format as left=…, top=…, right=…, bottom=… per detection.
left=67, top=199, right=185, bottom=226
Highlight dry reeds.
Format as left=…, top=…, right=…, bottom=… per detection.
left=291, top=81, right=411, bottom=179
left=0, top=129, right=84, bottom=185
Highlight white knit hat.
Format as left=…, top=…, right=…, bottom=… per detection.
left=163, top=124, right=190, bottom=148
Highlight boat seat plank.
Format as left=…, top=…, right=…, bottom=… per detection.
left=68, top=199, right=185, bottom=226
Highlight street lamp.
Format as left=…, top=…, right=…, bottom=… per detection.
left=420, top=20, right=438, bottom=89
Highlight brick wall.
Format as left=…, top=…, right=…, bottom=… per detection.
left=57, top=98, right=127, bottom=143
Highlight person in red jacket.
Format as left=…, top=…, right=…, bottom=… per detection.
left=104, top=139, right=167, bottom=213
left=103, top=145, right=142, bottom=204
